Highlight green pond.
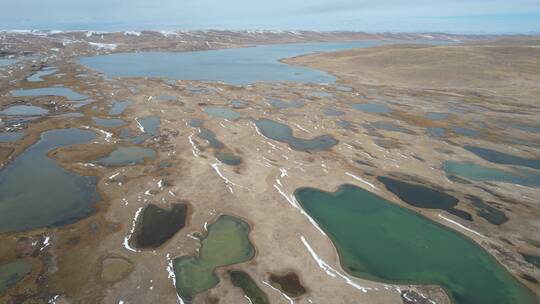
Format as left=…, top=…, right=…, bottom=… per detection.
left=95, top=146, right=156, bottom=166
left=173, top=215, right=254, bottom=302
left=443, top=161, right=540, bottom=188
left=0, top=128, right=101, bottom=233
left=0, top=260, right=33, bottom=293
left=295, top=184, right=538, bottom=304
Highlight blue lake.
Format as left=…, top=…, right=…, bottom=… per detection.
left=79, top=41, right=389, bottom=85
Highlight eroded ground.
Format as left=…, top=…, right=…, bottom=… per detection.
left=0, top=31, right=539, bottom=304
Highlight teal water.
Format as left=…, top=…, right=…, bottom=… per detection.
left=254, top=118, right=337, bottom=151
left=295, top=185, right=538, bottom=304
left=10, top=86, right=89, bottom=101
left=203, top=106, right=242, bottom=120
left=79, top=41, right=387, bottom=85
left=96, top=146, right=156, bottom=166
left=0, top=128, right=100, bottom=233
left=443, top=161, right=540, bottom=188
left=465, top=146, right=540, bottom=170
left=0, top=105, right=49, bottom=116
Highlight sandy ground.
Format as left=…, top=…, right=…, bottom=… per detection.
left=0, top=31, right=539, bottom=303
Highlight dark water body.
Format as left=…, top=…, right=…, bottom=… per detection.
left=108, top=100, right=132, bottom=115
left=295, top=185, right=538, bottom=304
left=522, top=254, right=540, bottom=269
left=190, top=120, right=241, bottom=165
left=426, top=112, right=449, bottom=120
left=132, top=203, right=188, bottom=248
left=215, top=151, right=242, bottom=166
left=27, top=67, right=58, bottom=82
left=191, top=119, right=224, bottom=148
left=93, top=117, right=127, bottom=128
left=0, top=105, right=49, bottom=116
left=10, top=86, right=89, bottom=101
left=266, top=98, right=304, bottom=109
left=198, top=127, right=224, bottom=149
left=377, top=176, right=472, bottom=221
left=466, top=195, right=508, bottom=225
left=79, top=41, right=389, bottom=85
left=465, top=146, right=540, bottom=171
left=254, top=118, right=337, bottom=151
left=269, top=272, right=306, bottom=297
left=203, top=106, right=242, bottom=120
left=173, top=215, right=254, bottom=302
left=351, top=103, right=391, bottom=114
left=229, top=271, right=269, bottom=304
left=0, top=131, right=26, bottom=142
left=443, top=161, right=540, bottom=188
left=0, top=260, right=32, bottom=293
left=96, top=146, right=156, bottom=166
left=0, top=128, right=100, bottom=233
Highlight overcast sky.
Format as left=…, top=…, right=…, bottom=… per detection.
left=1, top=0, right=539, bottom=33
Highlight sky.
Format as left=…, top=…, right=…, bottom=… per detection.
left=0, top=0, right=539, bottom=33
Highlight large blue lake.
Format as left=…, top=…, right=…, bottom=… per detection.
left=79, top=41, right=390, bottom=85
